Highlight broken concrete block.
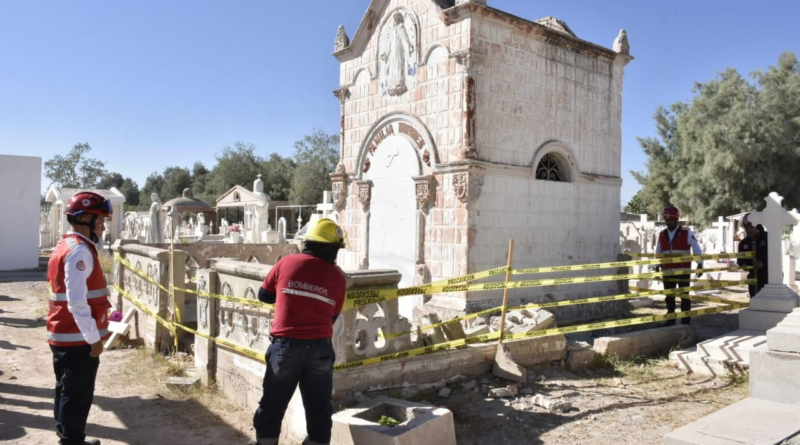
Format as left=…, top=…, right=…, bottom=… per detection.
left=532, top=394, right=572, bottom=412
left=493, top=344, right=527, bottom=384
left=165, top=376, right=199, bottom=391
left=440, top=319, right=466, bottom=342
left=566, top=341, right=596, bottom=370
left=460, top=380, right=477, bottom=392
left=488, top=385, right=519, bottom=398
left=438, top=387, right=451, bottom=398
left=464, top=324, right=490, bottom=337
left=420, top=314, right=448, bottom=345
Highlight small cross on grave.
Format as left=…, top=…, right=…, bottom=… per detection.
left=748, top=192, right=800, bottom=285
left=316, top=191, right=335, bottom=219
left=712, top=216, right=728, bottom=252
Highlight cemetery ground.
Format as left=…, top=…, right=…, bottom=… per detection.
left=0, top=267, right=760, bottom=445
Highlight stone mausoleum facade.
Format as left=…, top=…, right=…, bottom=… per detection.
left=331, top=0, right=632, bottom=321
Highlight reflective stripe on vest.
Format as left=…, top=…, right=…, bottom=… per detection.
left=50, top=288, right=110, bottom=302
left=47, top=329, right=110, bottom=343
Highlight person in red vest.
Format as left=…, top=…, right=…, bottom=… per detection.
left=656, top=205, right=703, bottom=326
left=46, top=191, right=113, bottom=445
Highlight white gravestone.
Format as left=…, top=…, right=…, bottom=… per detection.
left=746, top=192, right=800, bottom=315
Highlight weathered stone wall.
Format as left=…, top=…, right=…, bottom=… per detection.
left=140, top=241, right=298, bottom=269
left=110, top=243, right=176, bottom=350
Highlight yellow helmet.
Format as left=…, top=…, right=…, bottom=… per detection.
left=305, top=218, right=347, bottom=247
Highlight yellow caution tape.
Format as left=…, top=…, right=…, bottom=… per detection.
left=379, top=278, right=753, bottom=340
left=115, top=285, right=176, bottom=335
left=114, top=254, right=173, bottom=295
left=338, top=301, right=746, bottom=369
left=626, top=252, right=752, bottom=259
left=173, top=286, right=275, bottom=310
left=344, top=265, right=752, bottom=309
left=173, top=321, right=266, bottom=363
left=510, top=252, right=751, bottom=275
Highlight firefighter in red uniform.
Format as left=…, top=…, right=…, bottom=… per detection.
left=656, top=205, right=704, bottom=325
left=46, top=191, right=113, bottom=445
left=252, top=218, right=347, bottom=445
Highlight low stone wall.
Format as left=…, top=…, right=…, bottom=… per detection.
left=147, top=242, right=298, bottom=269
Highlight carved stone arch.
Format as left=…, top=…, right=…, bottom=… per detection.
left=530, top=140, right=579, bottom=183
left=352, top=67, right=373, bottom=84
left=374, top=6, right=421, bottom=72
left=356, top=112, right=440, bottom=180
left=423, top=43, right=450, bottom=66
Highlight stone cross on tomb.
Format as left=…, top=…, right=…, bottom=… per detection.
left=712, top=216, right=728, bottom=252
left=748, top=192, right=800, bottom=285
left=386, top=145, right=400, bottom=167
left=316, top=191, right=334, bottom=219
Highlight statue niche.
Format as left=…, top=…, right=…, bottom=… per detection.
left=378, top=10, right=418, bottom=97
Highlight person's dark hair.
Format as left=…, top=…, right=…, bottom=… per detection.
left=303, top=240, right=340, bottom=264
left=756, top=224, right=766, bottom=233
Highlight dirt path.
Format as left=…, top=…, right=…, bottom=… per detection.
left=0, top=273, right=254, bottom=445
left=0, top=270, right=753, bottom=445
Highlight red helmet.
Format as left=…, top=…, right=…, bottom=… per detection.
left=663, top=205, right=680, bottom=220
left=66, top=192, right=112, bottom=217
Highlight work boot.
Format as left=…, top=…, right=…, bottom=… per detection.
left=248, top=438, right=278, bottom=445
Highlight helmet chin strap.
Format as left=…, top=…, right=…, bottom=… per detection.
left=70, top=214, right=100, bottom=243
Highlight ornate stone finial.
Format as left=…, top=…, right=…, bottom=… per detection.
left=456, top=0, right=487, bottom=5
left=613, top=29, right=630, bottom=55
left=336, top=162, right=346, bottom=174
left=334, top=25, right=350, bottom=52
left=182, top=188, right=193, bottom=198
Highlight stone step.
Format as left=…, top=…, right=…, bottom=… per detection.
left=664, top=398, right=800, bottom=445
left=739, top=309, right=792, bottom=331
left=750, top=345, right=800, bottom=406
left=669, top=347, right=737, bottom=377
left=695, top=329, right=766, bottom=363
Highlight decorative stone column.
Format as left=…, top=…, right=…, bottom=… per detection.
left=355, top=180, right=372, bottom=270
left=333, top=87, right=351, bottom=173
left=453, top=51, right=479, bottom=160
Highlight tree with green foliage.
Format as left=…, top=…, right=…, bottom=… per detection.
left=633, top=52, right=800, bottom=224
left=261, top=153, right=295, bottom=201
left=44, top=143, right=107, bottom=188
left=290, top=130, right=339, bottom=205
left=98, top=172, right=140, bottom=206
left=624, top=189, right=655, bottom=219
left=203, top=142, right=265, bottom=198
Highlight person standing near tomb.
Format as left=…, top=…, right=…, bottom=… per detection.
left=656, top=205, right=704, bottom=325
left=46, top=191, right=113, bottom=445
left=252, top=218, right=348, bottom=445
left=737, top=214, right=769, bottom=297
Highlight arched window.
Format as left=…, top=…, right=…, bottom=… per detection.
left=536, top=153, right=566, bottom=182
left=233, top=192, right=240, bottom=202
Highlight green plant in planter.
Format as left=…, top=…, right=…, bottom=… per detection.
left=378, top=415, right=399, bottom=427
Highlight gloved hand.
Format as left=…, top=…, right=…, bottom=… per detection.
left=696, top=262, right=704, bottom=278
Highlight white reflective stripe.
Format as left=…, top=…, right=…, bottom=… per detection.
left=47, top=329, right=109, bottom=342
left=282, top=288, right=336, bottom=306
left=50, top=289, right=109, bottom=302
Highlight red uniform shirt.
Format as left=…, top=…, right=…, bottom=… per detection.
left=261, top=253, right=346, bottom=339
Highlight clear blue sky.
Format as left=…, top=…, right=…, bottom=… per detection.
left=1, top=1, right=798, bottom=206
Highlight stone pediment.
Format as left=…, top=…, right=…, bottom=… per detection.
left=333, top=0, right=453, bottom=61
left=216, top=185, right=260, bottom=207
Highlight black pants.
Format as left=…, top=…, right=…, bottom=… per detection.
left=663, top=274, right=691, bottom=325
left=748, top=272, right=768, bottom=298
left=51, top=344, right=100, bottom=444
left=253, top=337, right=335, bottom=443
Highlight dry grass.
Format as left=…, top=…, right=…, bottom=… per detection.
left=98, top=251, right=114, bottom=275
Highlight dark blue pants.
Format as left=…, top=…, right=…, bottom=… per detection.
left=253, top=337, right=335, bottom=443
left=664, top=274, right=691, bottom=325
left=51, top=344, right=100, bottom=444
